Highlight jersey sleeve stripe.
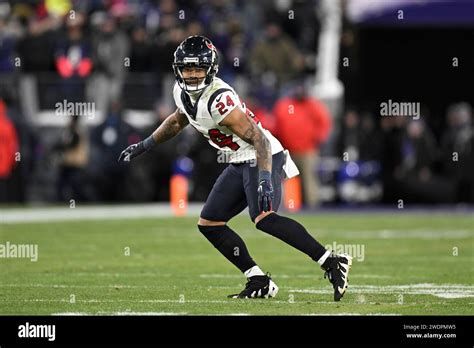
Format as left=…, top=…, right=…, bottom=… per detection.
left=207, top=88, right=232, bottom=116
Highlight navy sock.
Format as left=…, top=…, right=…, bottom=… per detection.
left=256, top=213, right=327, bottom=262
left=198, top=224, right=257, bottom=273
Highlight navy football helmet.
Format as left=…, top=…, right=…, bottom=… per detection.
left=172, top=36, right=219, bottom=92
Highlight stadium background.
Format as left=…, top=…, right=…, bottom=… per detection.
left=0, top=0, right=472, bottom=207
left=0, top=0, right=474, bottom=320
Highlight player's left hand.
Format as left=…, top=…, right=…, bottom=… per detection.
left=257, top=177, right=273, bottom=213
left=118, top=142, right=145, bottom=162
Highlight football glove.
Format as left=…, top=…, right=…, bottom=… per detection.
left=257, top=171, right=273, bottom=213
left=118, top=136, right=156, bottom=162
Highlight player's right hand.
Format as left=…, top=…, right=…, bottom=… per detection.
left=257, top=178, right=274, bottom=213
left=118, top=142, right=146, bottom=162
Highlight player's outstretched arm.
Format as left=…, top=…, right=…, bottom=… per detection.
left=219, top=108, right=272, bottom=172
left=118, top=108, right=189, bottom=162
left=150, top=108, right=189, bottom=145
left=219, top=108, right=274, bottom=212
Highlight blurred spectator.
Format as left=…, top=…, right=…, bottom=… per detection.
left=398, top=120, right=438, bottom=181
left=441, top=102, right=472, bottom=177
left=152, top=26, right=187, bottom=76
left=52, top=13, right=92, bottom=106
left=139, top=1, right=160, bottom=35
left=52, top=115, right=89, bottom=202
left=273, top=82, right=332, bottom=207
left=0, top=98, right=18, bottom=178
left=380, top=116, right=405, bottom=202
left=245, top=95, right=276, bottom=135
left=338, top=109, right=382, bottom=161
left=129, top=26, right=152, bottom=72
left=197, top=0, right=239, bottom=78
left=441, top=102, right=474, bottom=202
left=336, top=109, right=383, bottom=203
left=89, top=14, right=130, bottom=112
left=338, top=109, right=360, bottom=161
left=156, top=0, right=179, bottom=34
left=249, top=21, right=305, bottom=104
left=17, top=17, right=57, bottom=72
left=197, top=0, right=238, bottom=38
left=278, top=0, right=320, bottom=54
left=339, top=1, right=360, bottom=106
left=359, top=112, right=383, bottom=161
left=90, top=100, right=138, bottom=201
left=218, top=18, right=248, bottom=82
left=388, top=119, right=456, bottom=203
left=187, top=20, right=205, bottom=37
left=0, top=98, right=19, bottom=201
left=0, top=87, right=38, bottom=203
left=55, top=13, right=92, bottom=79
left=0, top=17, right=16, bottom=72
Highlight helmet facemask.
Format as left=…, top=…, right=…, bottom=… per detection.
left=172, top=36, right=219, bottom=94
left=174, top=62, right=213, bottom=93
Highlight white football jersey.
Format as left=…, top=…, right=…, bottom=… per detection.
left=173, top=77, right=283, bottom=163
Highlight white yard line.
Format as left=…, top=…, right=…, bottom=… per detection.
left=0, top=298, right=381, bottom=305
left=1, top=298, right=294, bottom=304
left=101, top=311, right=188, bottom=316
left=71, top=272, right=174, bottom=277
left=0, top=283, right=164, bottom=289
left=50, top=311, right=402, bottom=316
left=289, top=283, right=474, bottom=299
left=199, top=273, right=392, bottom=279
left=374, top=229, right=473, bottom=239
left=314, top=229, right=473, bottom=239
left=52, top=311, right=188, bottom=316
left=43, top=272, right=391, bottom=280
left=51, top=312, right=89, bottom=316
left=0, top=295, right=466, bottom=306
left=0, top=203, right=205, bottom=223
left=3, top=282, right=474, bottom=300
left=299, top=313, right=402, bottom=316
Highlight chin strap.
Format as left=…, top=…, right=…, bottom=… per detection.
left=186, top=89, right=204, bottom=98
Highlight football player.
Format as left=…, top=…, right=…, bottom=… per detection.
left=118, top=36, right=352, bottom=301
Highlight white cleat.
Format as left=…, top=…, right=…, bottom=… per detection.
left=228, top=274, right=278, bottom=299
left=322, top=252, right=353, bottom=301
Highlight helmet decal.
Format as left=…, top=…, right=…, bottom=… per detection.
left=205, top=41, right=215, bottom=50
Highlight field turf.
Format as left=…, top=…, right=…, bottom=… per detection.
left=1, top=213, right=473, bottom=315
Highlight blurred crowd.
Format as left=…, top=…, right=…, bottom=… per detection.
left=0, top=0, right=473, bottom=206
left=0, top=0, right=318, bottom=106
left=338, top=103, right=474, bottom=204
left=0, top=0, right=323, bottom=204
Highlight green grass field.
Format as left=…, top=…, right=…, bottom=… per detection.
left=1, top=213, right=473, bottom=315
